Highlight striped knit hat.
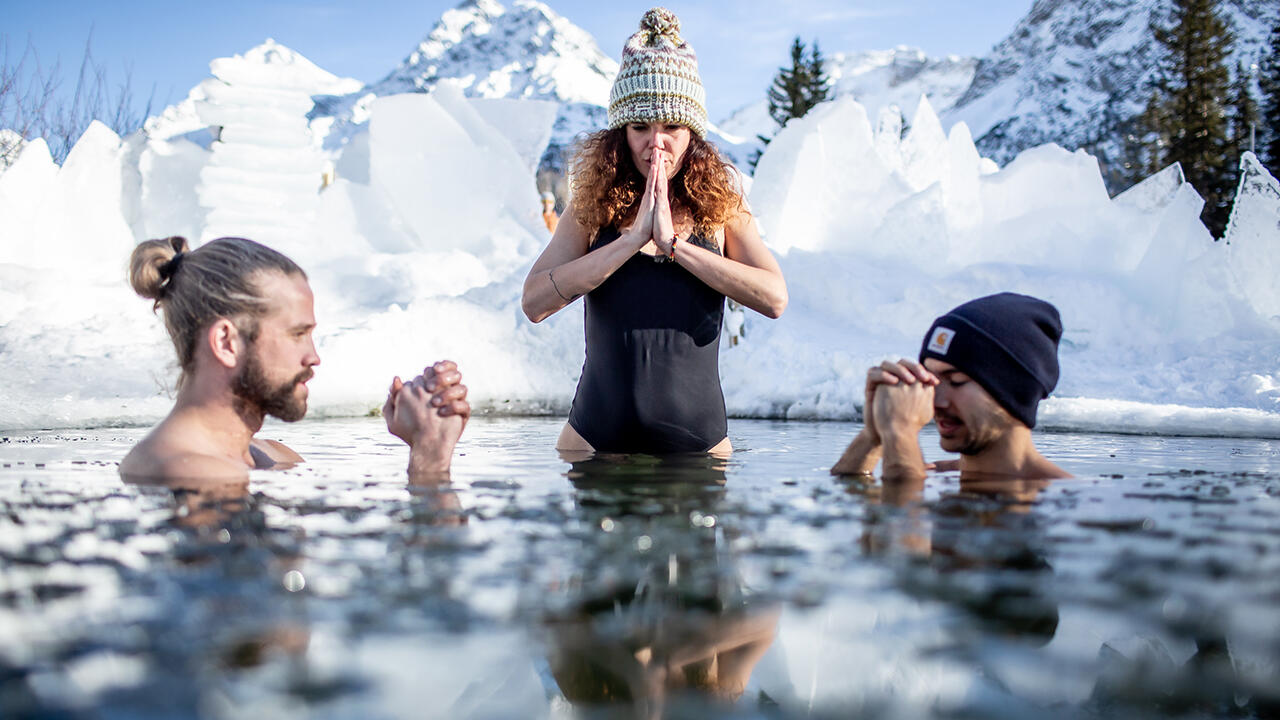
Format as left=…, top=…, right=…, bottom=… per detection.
left=608, top=8, right=708, bottom=138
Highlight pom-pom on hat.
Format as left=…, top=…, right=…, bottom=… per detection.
left=608, top=7, right=708, bottom=138
left=918, top=293, right=1063, bottom=429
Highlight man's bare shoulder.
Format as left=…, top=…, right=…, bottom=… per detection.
left=120, top=442, right=250, bottom=482
left=250, top=438, right=303, bottom=467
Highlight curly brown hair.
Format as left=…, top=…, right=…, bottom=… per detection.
left=569, top=127, right=744, bottom=239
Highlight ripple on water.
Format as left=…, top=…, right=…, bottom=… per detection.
left=1, top=417, right=1279, bottom=717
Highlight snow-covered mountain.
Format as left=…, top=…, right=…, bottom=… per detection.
left=718, top=47, right=978, bottom=145
left=311, top=0, right=617, bottom=165
left=369, top=0, right=615, bottom=103
left=945, top=0, right=1278, bottom=175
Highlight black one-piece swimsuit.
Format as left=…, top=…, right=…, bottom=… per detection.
left=567, top=227, right=728, bottom=453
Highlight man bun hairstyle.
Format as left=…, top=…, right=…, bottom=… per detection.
left=919, top=292, right=1062, bottom=429
left=129, top=235, right=190, bottom=302
left=128, top=236, right=305, bottom=384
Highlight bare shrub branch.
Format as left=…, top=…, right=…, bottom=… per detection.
left=1, top=30, right=154, bottom=167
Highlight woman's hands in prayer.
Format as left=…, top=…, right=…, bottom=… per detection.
left=649, top=151, right=677, bottom=256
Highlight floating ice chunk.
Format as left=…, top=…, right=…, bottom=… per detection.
left=1224, top=152, right=1280, bottom=322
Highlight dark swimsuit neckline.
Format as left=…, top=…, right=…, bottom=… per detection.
left=592, top=226, right=722, bottom=256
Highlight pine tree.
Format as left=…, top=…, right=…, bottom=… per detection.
left=766, top=37, right=830, bottom=130
left=1259, top=18, right=1280, bottom=177
left=805, top=41, right=830, bottom=110
left=1147, top=0, right=1235, bottom=237
left=1227, top=61, right=1258, bottom=161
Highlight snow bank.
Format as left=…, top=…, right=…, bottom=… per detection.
left=0, top=71, right=1277, bottom=438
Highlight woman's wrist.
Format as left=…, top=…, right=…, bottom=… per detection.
left=623, top=225, right=651, bottom=249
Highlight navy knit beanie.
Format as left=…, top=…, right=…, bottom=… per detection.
left=918, top=293, right=1062, bottom=429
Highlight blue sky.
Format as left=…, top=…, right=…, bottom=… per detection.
left=5, top=0, right=1033, bottom=122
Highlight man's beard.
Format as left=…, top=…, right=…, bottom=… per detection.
left=936, top=408, right=1010, bottom=456
left=232, top=349, right=312, bottom=423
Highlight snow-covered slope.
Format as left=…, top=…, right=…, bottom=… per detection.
left=945, top=0, right=1278, bottom=169
left=719, top=47, right=977, bottom=145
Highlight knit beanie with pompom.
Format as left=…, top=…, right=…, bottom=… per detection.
left=608, top=7, right=708, bottom=138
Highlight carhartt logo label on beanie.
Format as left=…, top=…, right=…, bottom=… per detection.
left=919, top=293, right=1062, bottom=429
left=929, top=327, right=956, bottom=354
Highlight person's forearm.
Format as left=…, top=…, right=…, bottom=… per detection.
left=831, top=429, right=882, bottom=475
left=522, top=228, right=647, bottom=322
left=407, top=441, right=453, bottom=475
left=673, top=241, right=788, bottom=318
left=879, top=425, right=928, bottom=483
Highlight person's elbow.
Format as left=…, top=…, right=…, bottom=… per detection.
left=521, top=291, right=547, bottom=323
left=760, top=284, right=788, bottom=319
left=521, top=277, right=557, bottom=323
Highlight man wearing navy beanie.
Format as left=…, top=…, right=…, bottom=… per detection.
left=832, top=293, right=1070, bottom=481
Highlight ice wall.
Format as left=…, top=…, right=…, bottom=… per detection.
left=1224, top=152, right=1280, bottom=322
left=737, top=95, right=1280, bottom=427
left=0, top=124, right=135, bottom=276
left=1, top=82, right=1278, bottom=436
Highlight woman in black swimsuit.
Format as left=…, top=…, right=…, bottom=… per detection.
left=521, top=7, right=787, bottom=455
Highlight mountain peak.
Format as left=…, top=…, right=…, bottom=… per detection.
left=945, top=0, right=1277, bottom=171
left=369, top=0, right=617, bottom=105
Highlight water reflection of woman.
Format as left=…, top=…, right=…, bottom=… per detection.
left=540, top=454, right=782, bottom=717
left=521, top=8, right=787, bottom=456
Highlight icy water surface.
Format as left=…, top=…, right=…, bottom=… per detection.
left=1, top=417, right=1279, bottom=719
